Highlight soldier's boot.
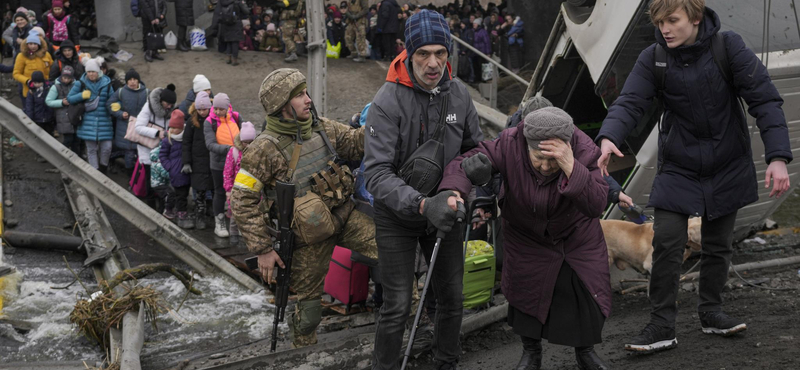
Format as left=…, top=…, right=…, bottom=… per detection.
left=194, top=198, right=208, bottom=230
left=284, top=52, right=298, bottom=63
left=352, top=53, right=364, bottom=63
left=214, top=214, right=229, bottom=237
left=290, top=299, right=322, bottom=348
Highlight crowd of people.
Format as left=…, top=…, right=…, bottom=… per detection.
left=2, top=1, right=795, bottom=370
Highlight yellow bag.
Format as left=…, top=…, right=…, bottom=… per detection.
left=326, top=40, right=341, bottom=59
left=292, top=191, right=337, bottom=245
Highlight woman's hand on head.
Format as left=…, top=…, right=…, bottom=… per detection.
left=539, top=139, right=574, bottom=178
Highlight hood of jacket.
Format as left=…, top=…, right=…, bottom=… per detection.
left=655, top=6, right=720, bottom=65
left=54, top=49, right=79, bottom=65
left=386, top=49, right=453, bottom=91
left=149, top=87, right=171, bottom=119
left=19, top=35, right=49, bottom=59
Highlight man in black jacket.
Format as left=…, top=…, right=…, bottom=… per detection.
left=597, top=0, right=791, bottom=355
left=376, top=0, right=399, bottom=61
left=365, top=10, right=483, bottom=370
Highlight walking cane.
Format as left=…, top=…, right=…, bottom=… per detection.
left=400, top=202, right=466, bottom=370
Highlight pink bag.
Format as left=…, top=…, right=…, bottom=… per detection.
left=324, top=246, right=370, bottom=312
left=129, top=160, right=148, bottom=197
left=124, top=116, right=163, bottom=149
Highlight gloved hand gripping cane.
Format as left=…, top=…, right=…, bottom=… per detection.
left=401, top=193, right=467, bottom=370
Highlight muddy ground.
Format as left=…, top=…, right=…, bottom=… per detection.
left=1, top=45, right=800, bottom=369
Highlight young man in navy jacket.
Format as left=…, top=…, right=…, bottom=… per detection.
left=596, top=0, right=792, bottom=354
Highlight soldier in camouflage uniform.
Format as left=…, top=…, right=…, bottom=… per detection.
left=343, top=0, right=369, bottom=63
left=231, top=68, right=377, bottom=348
left=275, top=0, right=305, bottom=62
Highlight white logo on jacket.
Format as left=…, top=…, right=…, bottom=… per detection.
left=446, top=113, right=457, bottom=124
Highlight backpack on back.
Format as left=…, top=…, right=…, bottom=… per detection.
left=221, top=3, right=238, bottom=25
left=47, top=13, right=70, bottom=42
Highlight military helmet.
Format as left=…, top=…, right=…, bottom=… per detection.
left=259, top=68, right=306, bottom=116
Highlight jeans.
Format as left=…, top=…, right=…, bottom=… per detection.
left=649, top=208, right=737, bottom=328
left=372, top=203, right=464, bottom=369
left=85, top=140, right=112, bottom=169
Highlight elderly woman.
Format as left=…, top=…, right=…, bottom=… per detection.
left=440, top=107, right=612, bottom=370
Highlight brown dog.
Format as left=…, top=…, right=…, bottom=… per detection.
left=601, top=217, right=703, bottom=274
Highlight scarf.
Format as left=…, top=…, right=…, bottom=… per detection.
left=266, top=115, right=313, bottom=140
left=171, top=131, right=184, bottom=142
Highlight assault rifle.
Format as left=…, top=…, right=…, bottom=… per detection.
left=271, top=180, right=296, bottom=352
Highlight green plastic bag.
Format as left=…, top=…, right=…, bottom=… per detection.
left=326, top=40, right=341, bottom=59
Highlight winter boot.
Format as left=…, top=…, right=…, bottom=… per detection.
left=177, top=211, right=195, bottom=229
left=229, top=234, right=240, bottom=247
left=226, top=55, right=232, bottom=64
left=353, top=54, right=364, bottom=63
left=145, top=50, right=154, bottom=63
left=284, top=52, right=298, bottom=63
left=152, top=50, right=164, bottom=60
left=214, top=214, right=229, bottom=237
left=575, top=346, right=610, bottom=370
left=516, top=336, right=542, bottom=370
left=98, top=165, right=108, bottom=175
left=194, top=198, right=208, bottom=230
left=163, top=207, right=177, bottom=220
left=178, top=39, right=190, bottom=52
left=231, top=56, right=239, bottom=66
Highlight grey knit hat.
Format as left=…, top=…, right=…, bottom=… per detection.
left=520, top=96, right=553, bottom=119
left=523, top=107, right=575, bottom=149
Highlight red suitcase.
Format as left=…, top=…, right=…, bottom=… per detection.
left=324, top=246, right=370, bottom=313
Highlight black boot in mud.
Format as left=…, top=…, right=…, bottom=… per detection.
left=516, top=336, right=542, bottom=370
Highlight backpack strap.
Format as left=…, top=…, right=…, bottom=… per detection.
left=711, top=32, right=734, bottom=86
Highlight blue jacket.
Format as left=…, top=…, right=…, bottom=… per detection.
left=597, top=7, right=792, bottom=220
left=24, top=82, right=54, bottom=123
left=107, top=82, right=148, bottom=150
left=159, top=136, right=190, bottom=188
left=67, top=74, right=114, bottom=142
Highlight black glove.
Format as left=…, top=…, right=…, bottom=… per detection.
left=423, top=190, right=459, bottom=233
left=461, top=153, right=492, bottom=186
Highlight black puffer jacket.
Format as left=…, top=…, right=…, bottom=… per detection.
left=183, top=103, right=213, bottom=190
left=377, top=0, right=400, bottom=34
left=174, top=0, right=195, bottom=27
left=49, top=46, right=84, bottom=82
left=139, top=0, right=167, bottom=23
left=210, top=0, right=249, bottom=43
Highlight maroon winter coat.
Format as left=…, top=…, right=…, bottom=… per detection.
left=439, top=127, right=611, bottom=324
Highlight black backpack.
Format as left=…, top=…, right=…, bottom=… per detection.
left=221, top=2, right=238, bottom=25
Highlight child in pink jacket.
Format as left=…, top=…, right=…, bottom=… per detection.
left=223, top=121, right=256, bottom=247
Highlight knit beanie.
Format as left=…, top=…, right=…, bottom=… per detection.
left=473, top=18, right=482, bottom=26
left=84, top=59, right=101, bottom=73
left=31, top=71, right=45, bottom=83
left=169, top=109, right=185, bottom=129
left=195, top=91, right=213, bottom=110
left=125, top=68, right=140, bottom=82
left=160, top=84, right=177, bottom=105
left=242, top=19, right=251, bottom=27
left=26, top=30, right=41, bottom=45
left=520, top=96, right=553, bottom=119
left=266, top=23, right=276, bottom=32
left=523, top=107, right=575, bottom=149
left=52, top=0, right=64, bottom=9
left=61, top=65, right=74, bottom=79
left=14, top=12, right=28, bottom=23
left=213, top=93, right=230, bottom=109
left=193, top=74, right=211, bottom=93
left=239, top=121, right=256, bottom=142
left=404, top=10, right=452, bottom=57
left=27, top=10, right=36, bottom=21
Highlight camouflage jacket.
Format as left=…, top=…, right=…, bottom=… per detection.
left=231, top=117, right=365, bottom=255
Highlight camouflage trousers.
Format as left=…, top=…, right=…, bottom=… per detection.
left=345, top=18, right=368, bottom=57
left=281, top=21, right=297, bottom=55
left=289, top=208, right=378, bottom=347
